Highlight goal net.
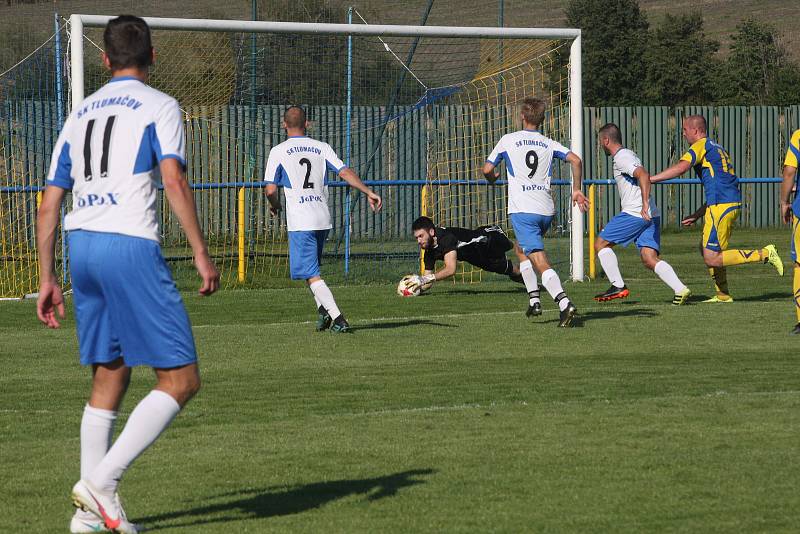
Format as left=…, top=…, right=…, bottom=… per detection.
left=0, top=15, right=583, bottom=297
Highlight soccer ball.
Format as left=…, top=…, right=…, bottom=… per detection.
left=397, top=275, right=421, bottom=297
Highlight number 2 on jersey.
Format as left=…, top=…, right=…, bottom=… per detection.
left=525, top=150, right=539, bottom=178
left=300, top=157, right=314, bottom=189
left=82, top=115, right=117, bottom=181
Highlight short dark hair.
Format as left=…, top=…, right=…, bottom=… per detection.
left=411, top=216, right=435, bottom=232
left=684, top=114, right=707, bottom=134
left=284, top=105, right=306, bottom=129
left=521, top=97, right=546, bottom=127
left=599, top=123, right=622, bottom=144
left=103, top=15, right=153, bottom=70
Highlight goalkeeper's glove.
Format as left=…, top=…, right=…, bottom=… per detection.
left=412, top=274, right=435, bottom=293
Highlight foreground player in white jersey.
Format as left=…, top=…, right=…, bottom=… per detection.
left=482, top=97, right=588, bottom=327
left=594, top=123, right=691, bottom=305
left=36, top=16, right=219, bottom=533
left=265, top=106, right=382, bottom=332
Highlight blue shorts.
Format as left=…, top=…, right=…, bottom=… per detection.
left=599, top=213, right=661, bottom=252
left=510, top=213, right=553, bottom=255
left=288, top=230, right=329, bottom=280
left=68, top=230, right=197, bottom=368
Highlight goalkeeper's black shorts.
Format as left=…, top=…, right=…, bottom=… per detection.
left=462, top=225, right=514, bottom=275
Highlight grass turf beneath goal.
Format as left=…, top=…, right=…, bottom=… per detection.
left=1, top=229, right=798, bottom=532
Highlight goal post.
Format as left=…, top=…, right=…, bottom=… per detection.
left=66, top=15, right=584, bottom=285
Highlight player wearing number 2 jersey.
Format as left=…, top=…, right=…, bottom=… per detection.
left=651, top=115, right=783, bottom=302
left=482, top=97, right=588, bottom=327
left=37, top=16, right=220, bottom=533
left=264, top=106, right=382, bottom=332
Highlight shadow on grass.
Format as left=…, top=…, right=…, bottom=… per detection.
left=138, top=468, right=436, bottom=530
left=534, top=307, right=659, bottom=327
left=433, top=287, right=525, bottom=296
left=676, top=291, right=790, bottom=303
left=727, top=291, right=792, bottom=303
left=350, top=319, right=457, bottom=331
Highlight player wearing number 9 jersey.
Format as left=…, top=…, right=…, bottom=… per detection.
left=37, top=15, right=220, bottom=533
left=264, top=106, right=382, bottom=332
left=482, top=97, right=589, bottom=327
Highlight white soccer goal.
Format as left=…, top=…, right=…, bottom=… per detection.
left=67, top=15, right=584, bottom=285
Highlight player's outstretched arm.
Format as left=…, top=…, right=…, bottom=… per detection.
left=633, top=167, right=652, bottom=221
left=651, top=160, right=691, bottom=183
left=781, top=164, right=797, bottom=224
left=412, top=251, right=458, bottom=290
left=161, top=158, right=220, bottom=296
left=339, top=168, right=382, bottom=212
left=681, top=204, right=707, bottom=226
left=433, top=251, right=458, bottom=281
left=566, top=153, right=588, bottom=212
left=35, top=186, right=66, bottom=328
left=481, top=162, right=500, bottom=184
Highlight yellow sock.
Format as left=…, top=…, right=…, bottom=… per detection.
left=708, top=267, right=730, bottom=297
left=794, top=265, right=800, bottom=323
left=721, top=249, right=765, bottom=266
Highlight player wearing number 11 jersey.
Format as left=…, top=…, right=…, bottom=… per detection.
left=37, top=15, right=220, bottom=533
left=264, top=106, right=382, bottom=332
left=482, top=97, right=589, bottom=327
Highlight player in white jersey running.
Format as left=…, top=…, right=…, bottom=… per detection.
left=482, top=97, right=588, bottom=327
left=594, top=123, right=692, bottom=306
left=36, top=16, right=219, bottom=533
left=594, top=123, right=691, bottom=305
left=264, top=106, right=382, bottom=332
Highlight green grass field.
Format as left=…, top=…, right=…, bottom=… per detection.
left=1, top=229, right=798, bottom=532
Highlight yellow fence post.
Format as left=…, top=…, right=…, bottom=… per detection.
left=237, top=186, right=245, bottom=283
left=588, top=183, right=596, bottom=280
left=36, top=191, right=43, bottom=209
left=420, top=185, right=429, bottom=274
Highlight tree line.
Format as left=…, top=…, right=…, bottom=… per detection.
left=564, top=0, right=800, bottom=107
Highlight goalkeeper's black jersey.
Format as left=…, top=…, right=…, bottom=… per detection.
left=423, top=226, right=511, bottom=271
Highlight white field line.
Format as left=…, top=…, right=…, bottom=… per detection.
left=192, top=308, right=525, bottom=328
left=190, top=298, right=785, bottom=329
left=328, top=389, right=800, bottom=419
left=3, top=390, right=798, bottom=417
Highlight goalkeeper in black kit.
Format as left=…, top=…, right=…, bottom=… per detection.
left=409, top=216, right=525, bottom=291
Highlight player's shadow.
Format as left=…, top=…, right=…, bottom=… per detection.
left=538, top=308, right=658, bottom=327
left=435, top=288, right=524, bottom=296
left=574, top=308, right=659, bottom=326
left=720, top=291, right=791, bottom=303
left=350, top=319, right=457, bottom=331
left=137, top=468, right=436, bottom=530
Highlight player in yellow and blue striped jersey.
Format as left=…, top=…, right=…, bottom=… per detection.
left=780, top=128, right=800, bottom=334
left=651, top=115, right=784, bottom=302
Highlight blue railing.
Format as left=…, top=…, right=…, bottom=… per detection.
left=0, top=177, right=784, bottom=193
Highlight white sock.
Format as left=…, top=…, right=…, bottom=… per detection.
left=309, top=290, right=323, bottom=311
left=519, top=260, right=540, bottom=305
left=597, top=248, right=624, bottom=288
left=80, top=405, right=117, bottom=480
left=541, top=268, right=570, bottom=311
left=89, top=390, right=180, bottom=494
left=309, top=279, right=341, bottom=320
left=654, top=260, right=687, bottom=293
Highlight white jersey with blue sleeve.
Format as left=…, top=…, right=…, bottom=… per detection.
left=46, top=76, right=185, bottom=242
left=264, top=136, right=345, bottom=231
left=612, top=148, right=660, bottom=218
left=486, top=130, right=570, bottom=216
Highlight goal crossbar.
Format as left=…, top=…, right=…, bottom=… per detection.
left=72, top=14, right=580, bottom=39
left=68, top=14, right=584, bottom=281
